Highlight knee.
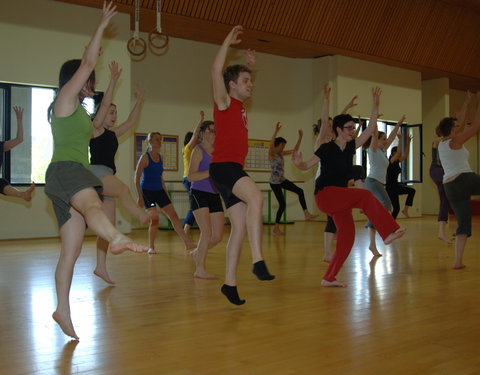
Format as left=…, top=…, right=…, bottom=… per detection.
left=118, top=182, right=130, bottom=196
left=249, top=191, right=264, bottom=208
left=150, top=216, right=159, bottom=226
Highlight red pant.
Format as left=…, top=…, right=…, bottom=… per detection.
left=315, top=186, right=399, bottom=282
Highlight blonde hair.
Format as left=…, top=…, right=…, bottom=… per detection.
left=146, top=132, right=161, bottom=151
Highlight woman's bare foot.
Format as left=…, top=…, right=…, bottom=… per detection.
left=384, top=228, right=406, bottom=245
left=401, top=207, right=410, bottom=218
left=22, top=183, right=35, bottom=202
left=304, top=211, right=318, bottom=220
left=52, top=311, right=79, bottom=340
left=109, top=235, right=148, bottom=254
left=185, top=241, right=197, bottom=251
left=189, top=249, right=217, bottom=279
left=273, top=225, right=284, bottom=236
left=368, top=245, right=383, bottom=257
left=93, top=268, right=115, bottom=284
left=453, top=264, right=466, bottom=270
left=438, top=235, right=454, bottom=244
left=321, top=279, right=347, bottom=287
left=194, top=270, right=219, bottom=280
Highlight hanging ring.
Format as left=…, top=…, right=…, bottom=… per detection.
left=148, top=29, right=169, bottom=50
left=127, top=37, right=147, bottom=57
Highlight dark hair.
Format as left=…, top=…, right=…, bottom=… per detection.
left=48, top=59, right=96, bottom=122
left=363, top=130, right=386, bottom=149
left=332, top=114, right=354, bottom=136
left=197, top=121, right=215, bottom=142
left=223, top=64, right=252, bottom=93
left=390, top=146, right=398, bottom=158
left=312, top=117, right=333, bottom=135
left=436, top=117, right=456, bottom=137
left=274, top=137, right=287, bottom=147
left=184, top=131, right=193, bottom=146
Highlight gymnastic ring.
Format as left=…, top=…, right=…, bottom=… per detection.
left=127, top=37, right=147, bottom=57
left=148, top=29, right=169, bottom=50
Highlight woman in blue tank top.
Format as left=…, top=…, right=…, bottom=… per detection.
left=135, top=132, right=196, bottom=254
left=188, top=121, right=224, bottom=279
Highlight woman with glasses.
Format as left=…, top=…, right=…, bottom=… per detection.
left=293, top=87, right=405, bottom=287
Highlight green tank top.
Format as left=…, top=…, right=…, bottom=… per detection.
left=50, top=104, right=92, bottom=168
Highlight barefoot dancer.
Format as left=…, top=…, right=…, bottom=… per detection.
left=210, top=26, right=274, bottom=305
left=269, top=122, right=317, bottom=235
left=364, top=115, right=405, bottom=256
left=0, top=106, right=35, bottom=201
left=45, top=2, right=147, bottom=340
left=89, top=62, right=155, bottom=284
left=437, top=91, right=480, bottom=269
left=135, top=132, right=196, bottom=254
left=293, top=88, right=405, bottom=287
left=188, top=121, right=224, bottom=279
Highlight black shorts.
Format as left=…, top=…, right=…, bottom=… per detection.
left=0, top=178, right=9, bottom=194
left=142, top=189, right=171, bottom=209
left=209, top=162, right=248, bottom=209
left=190, top=189, right=224, bottom=213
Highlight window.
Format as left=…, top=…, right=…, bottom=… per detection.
left=1, top=82, right=99, bottom=185
left=357, top=118, right=423, bottom=183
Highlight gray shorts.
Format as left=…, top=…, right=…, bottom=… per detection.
left=90, top=164, right=115, bottom=201
left=45, top=161, right=103, bottom=228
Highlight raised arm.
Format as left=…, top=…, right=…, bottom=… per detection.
left=455, top=90, right=472, bottom=129
left=292, top=150, right=320, bottom=171
left=113, top=83, right=145, bottom=138
left=390, top=134, right=402, bottom=163
left=340, top=95, right=358, bottom=115
left=398, top=135, right=412, bottom=162
left=269, top=122, right=281, bottom=159
left=188, top=146, right=209, bottom=182
left=314, top=84, right=331, bottom=150
left=211, top=25, right=243, bottom=110
left=55, top=2, right=117, bottom=118
left=356, top=87, right=381, bottom=148
left=450, top=91, right=480, bottom=148
left=353, top=117, right=363, bottom=139
left=3, top=106, right=24, bottom=151
left=283, top=129, right=303, bottom=156
left=93, top=61, right=122, bottom=132
left=385, top=114, right=405, bottom=149
left=185, top=110, right=205, bottom=151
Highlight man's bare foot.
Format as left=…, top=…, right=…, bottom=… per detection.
left=401, top=207, right=410, bottom=218
left=384, top=228, right=406, bottom=245
left=93, top=269, right=115, bottom=284
left=453, top=264, right=466, bottom=270
left=22, top=183, right=35, bottom=202
left=273, top=226, right=284, bottom=236
left=438, top=235, right=453, bottom=244
left=321, top=279, right=347, bottom=287
left=368, top=246, right=383, bottom=257
left=109, top=235, right=148, bottom=254
left=52, top=311, right=79, bottom=340
left=194, top=270, right=219, bottom=280
left=147, top=247, right=157, bottom=255
left=304, top=211, right=318, bottom=220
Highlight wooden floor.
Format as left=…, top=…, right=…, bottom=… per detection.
left=1, top=216, right=480, bottom=375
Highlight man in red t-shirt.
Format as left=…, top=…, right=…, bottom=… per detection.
left=209, top=25, right=274, bottom=305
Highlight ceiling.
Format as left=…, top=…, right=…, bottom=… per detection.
left=55, top=0, right=480, bottom=91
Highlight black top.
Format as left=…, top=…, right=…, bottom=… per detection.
left=431, top=147, right=442, bottom=167
left=315, top=140, right=356, bottom=193
left=89, top=129, right=119, bottom=173
left=386, top=157, right=401, bottom=187
left=0, top=141, right=4, bottom=169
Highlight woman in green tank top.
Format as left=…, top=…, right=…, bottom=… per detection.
left=45, top=2, right=146, bottom=341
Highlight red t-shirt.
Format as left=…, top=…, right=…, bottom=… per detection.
left=212, top=97, right=248, bottom=167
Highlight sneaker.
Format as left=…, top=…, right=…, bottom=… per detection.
left=147, top=248, right=157, bottom=255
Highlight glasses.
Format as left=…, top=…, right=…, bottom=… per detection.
left=342, top=125, right=355, bottom=130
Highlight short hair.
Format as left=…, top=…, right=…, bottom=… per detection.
left=332, top=114, right=354, bottom=136
left=223, top=64, right=252, bottom=93
left=436, top=117, right=456, bottom=137
left=274, top=137, right=287, bottom=147
left=184, top=131, right=193, bottom=146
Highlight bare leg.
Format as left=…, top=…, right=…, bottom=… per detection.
left=438, top=221, right=453, bottom=244
left=453, top=234, right=467, bottom=269
left=368, top=228, right=382, bottom=257
left=94, top=199, right=115, bottom=284
left=161, top=204, right=196, bottom=250
left=52, top=208, right=85, bottom=340
left=401, top=205, right=411, bottom=218
left=101, top=175, right=155, bottom=225
left=183, top=223, right=193, bottom=243
left=3, top=183, right=35, bottom=202
left=70, top=188, right=147, bottom=254
left=147, top=208, right=159, bottom=254
left=273, top=223, right=284, bottom=236
left=190, top=208, right=220, bottom=279
left=323, top=232, right=334, bottom=262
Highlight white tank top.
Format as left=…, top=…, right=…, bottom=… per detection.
left=438, top=139, right=472, bottom=182
left=367, top=148, right=389, bottom=184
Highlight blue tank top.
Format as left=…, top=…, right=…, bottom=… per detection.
left=191, top=144, right=217, bottom=193
left=140, top=152, right=164, bottom=190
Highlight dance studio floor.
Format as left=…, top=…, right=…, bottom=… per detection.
left=1, top=216, right=479, bottom=374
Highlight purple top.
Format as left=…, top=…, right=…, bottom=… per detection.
left=191, top=144, right=217, bottom=194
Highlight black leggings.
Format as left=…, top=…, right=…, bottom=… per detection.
left=270, top=179, right=307, bottom=223
left=387, top=184, right=416, bottom=219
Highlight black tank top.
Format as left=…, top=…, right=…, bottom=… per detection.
left=89, top=129, right=119, bottom=173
